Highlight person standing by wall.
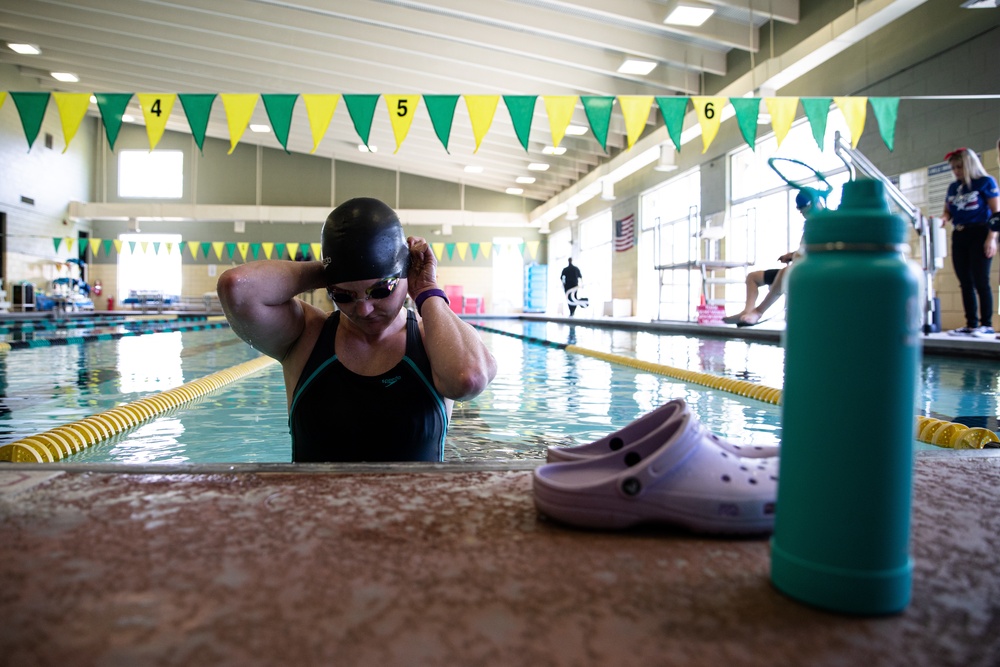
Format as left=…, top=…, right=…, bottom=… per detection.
left=942, top=147, right=1000, bottom=337
left=560, top=258, right=583, bottom=316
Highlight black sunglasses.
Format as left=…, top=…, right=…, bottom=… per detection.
left=328, top=274, right=401, bottom=305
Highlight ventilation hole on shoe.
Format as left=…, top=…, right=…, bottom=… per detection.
left=748, top=478, right=758, bottom=485
left=609, top=437, right=624, bottom=451
left=720, top=451, right=729, bottom=458
left=621, top=477, right=641, bottom=496
left=764, top=502, right=776, bottom=515
left=740, top=465, right=748, bottom=471
left=721, top=474, right=731, bottom=482
left=624, top=451, right=641, bottom=467
left=771, top=475, right=778, bottom=481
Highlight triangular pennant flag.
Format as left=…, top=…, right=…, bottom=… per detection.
left=691, top=97, right=727, bottom=153
left=166, top=243, right=175, bottom=255
left=275, top=242, right=286, bottom=260
left=237, top=241, right=249, bottom=261
left=619, top=95, right=654, bottom=150
left=526, top=241, right=539, bottom=260
left=128, top=241, right=137, bottom=254
left=518, top=242, right=526, bottom=258
left=137, top=94, right=176, bottom=151
left=581, top=96, right=614, bottom=152
left=470, top=243, right=480, bottom=260
left=543, top=96, right=578, bottom=147
left=302, top=94, right=340, bottom=153
left=764, top=97, right=799, bottom=148
left=224, top=242, right=237, bottom=259
left=423, top=95, right=459, bottom=153
left=655, top=97, right=688, bottom=152
left=212, top=242, right=225, bottom=260
left=0, top=92, right=5, bottom=110
left=10, top=92, right=50, bottom=151
left=53, top=237, right=63, bottom=253
left=445, top=243, right=456, bottom=260
left=88, top=238, right=102, bottom=256
left=729, top=97, right=760, bottom=151
left=432, top=243, right=445, bottom=260
left=800, top=98, right=832, bottom=150
left=178, top=94, right=216, bottom=152
left=503, top=95, right=537, bottom=152
left=262, top=242, right=274, bottom=259
left=220, top=93, right=259, bottom=154
left=94, top=93, right=133, bottom=151
left=261, top=94, right=298, bottom=153
left=456, top=242, right=469, bottom=261
left=52, top=92, right=92, bottom=154
left=139, top=241, right=149, bottom=254
left=287, top=242, right=301, bottom=262
left=480, top=243, right=492, bottom=259
left=465, top=95, right=499, bottom=153
left=102, top=239, right=114, bottom=256
left=834, top=97, right=867, bottom=149
left=199, top=242, right=211, bottom=258
left=187, top=241, right=200, bottom=259
left=384, top=95, right=420, bottom=154
left=63, top=238, right=75, bottom=253
left=869, top=97, right=899, bottom=152
left=152, top=242, right=162, bottom=255
left=250, top=243, right=261, bottom=260
left=310, top=243, right=322, bottom=261
left=113, top=239, right=122, bottom=254
left=343, top=95, right=380, bottom=149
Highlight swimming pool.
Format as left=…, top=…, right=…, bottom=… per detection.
left=1, top=318, right=997, bottom=463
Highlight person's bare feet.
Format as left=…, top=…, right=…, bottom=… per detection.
left=737, top=311, right=762, bottom=326
left=722, top=312, right=747, bottom=324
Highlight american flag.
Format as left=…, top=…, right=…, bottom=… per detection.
left=614, top=213, right=635, bottom=252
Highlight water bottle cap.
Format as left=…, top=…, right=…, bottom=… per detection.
left=804, top=179, right=909, bottom=247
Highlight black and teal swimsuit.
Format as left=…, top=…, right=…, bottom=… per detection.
left=289, top=310, right=448, bottom=462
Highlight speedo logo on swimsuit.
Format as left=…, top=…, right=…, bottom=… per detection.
left=382, top=376, right=402, bottom=388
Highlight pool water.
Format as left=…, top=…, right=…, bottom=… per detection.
left=1, top=319, right=997, bottom=463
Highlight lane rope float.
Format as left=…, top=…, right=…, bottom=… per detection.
left=473, top=323, right=999, bottom=450
left=0, top=355, right=278, bottom=463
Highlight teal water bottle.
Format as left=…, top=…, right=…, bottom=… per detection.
left=770, top=179, right=921, bottom=615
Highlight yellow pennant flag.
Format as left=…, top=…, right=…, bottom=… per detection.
left=62, top=237, right=74, bottom=253
left=464, top=95, right=499, bottom=153
left=302, top=94, right=340, bottom=153
left=137, top=94, right=177, bottom=151
left=287, top=242, right=301, bottom=262
left=618, top=96, right=654, bottom=150
left=765, top=97, right=799, bottom=148
left=384, top=95, right=421, bottom=154
left=480, top=242, right=492, bottom=259
left=187, top=241, right=200, bottom=259
left=834, top=97, right=867, bottom=148
left=113, top=239, right=123, bottom=254
left=88, top=238, right=102, bottom=256
left=167, top=243, right=176, bottom=255
left=140, top=241, right=149, bottom=254
left=237, top=242, right=249, bottom=261
left=526, top=240, right=540, bottom=260
left=212, top=242, right=225, bottom=260
left=691, top=97, right=727, bottom=153
left=53, top=92, right=92, bottom=154
left=262, top=242, right=274, bottom=259
left=432, top=243, right=446, bottom=260
left=0, top=92, right=6, bottom=110
left=221, top=94, right=259, bottom=154
left=543, top=96, right=578, bottom=147
left=455, top=242, right=469, bottom=261
left=310, top=243, right=322, bottom=261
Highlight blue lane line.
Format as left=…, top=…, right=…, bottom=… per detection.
left=3, top=320, right=230, bottom=350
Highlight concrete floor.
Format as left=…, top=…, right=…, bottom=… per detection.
left=2, top=453, right=999, bottom=667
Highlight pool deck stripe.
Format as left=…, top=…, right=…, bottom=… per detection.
left=0, top=319, right=231, bottom=351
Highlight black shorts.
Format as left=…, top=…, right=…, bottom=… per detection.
left=763, top=268, right=779, bottom=286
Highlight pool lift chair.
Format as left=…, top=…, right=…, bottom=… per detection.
left=833, top=131, right=946, bottom=334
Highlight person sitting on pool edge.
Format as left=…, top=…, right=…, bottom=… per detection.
left=723, top=187, right=827, bottom=327
left=217, top=197, right=498, bottom=462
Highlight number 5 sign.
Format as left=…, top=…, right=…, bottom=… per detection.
left=384, top=95, right=421, bottom=154
left=691, top=96, right=727, bottom=153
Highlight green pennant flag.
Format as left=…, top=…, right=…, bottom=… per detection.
left=128, top=241, right=137, bottom=254
left=519, top=242, right=526, bottom=258
left=503, top=95, right=537, bottom=152
left=53, top=237, right=62, bottom=253
left=251, top=243, right=261, bottom=260
left=261, top=94, right=297, bottom=153
left=343, top=94, right=380, bottom=148
left=275, top=242, right=286, bottom=259
left=152, top=242, right=161, bottom=255
left=655, top=97, right=688, bottom=152
left=225, top=242, right=236, bottom=259
left=102, top=239, right=113, bottom=256
left=178, top=94, right=217, bottom=152
left=581, top=96, right=615, bottom=152
left=94, top=93, right=133, bottom=151
left=869, top=97, right=900, bottom=152
left=470, top=243, right=480, bottom=260
left=199, top=242, right=211, bottom=259
left=11, top=92, right=50, bottom=151
left=446, top=243, right=455, bottom=260
left=424, top=95, right=459, bottom=153
left=729, top=98, right=760, bottom=151
left=800, top=97, right=832, bottom=150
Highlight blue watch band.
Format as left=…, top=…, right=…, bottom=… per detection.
left=415, top=288, right=449, bottom=315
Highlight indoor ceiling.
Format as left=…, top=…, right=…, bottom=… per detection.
left=0, top=0, right=931, bottom=208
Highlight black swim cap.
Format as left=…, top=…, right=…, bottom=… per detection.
left=321, top=198, right=410, bottom=284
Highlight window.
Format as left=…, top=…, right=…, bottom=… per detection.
left=492, top=236, right=525, bottom=313
left=579, top=212, right=612, bottom=308
left=118, top=150, right=184, bottom=198
left=117, top=233, right=183, bottom=302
